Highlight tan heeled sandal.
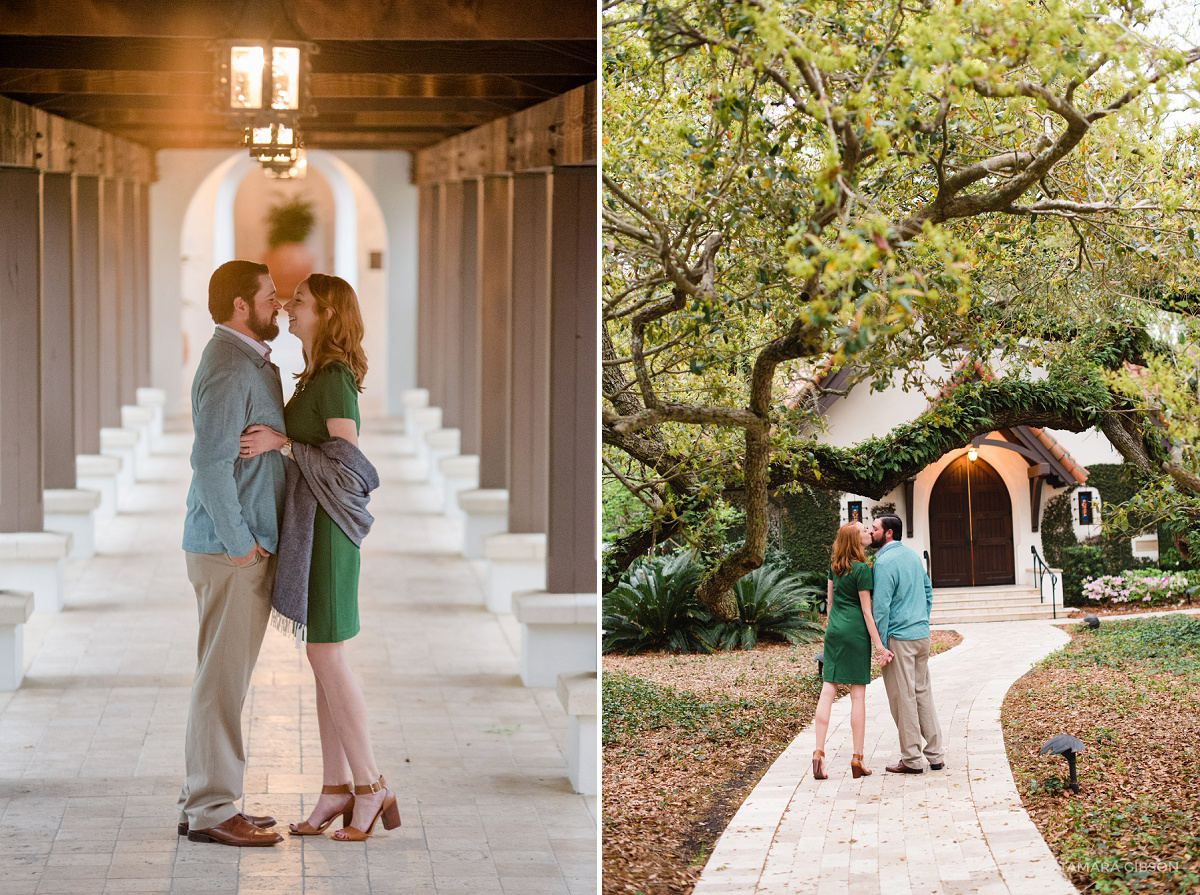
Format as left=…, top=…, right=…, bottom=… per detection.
left=851, top=753, right=872, bottom=778
left=288, top=783, right=354, bottom=835
left=812, top=750, right=827, bottom=780
left=332, top=775, right=400, bottom=841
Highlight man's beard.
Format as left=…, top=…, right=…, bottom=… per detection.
left=247, top=305, right=279, bottom=342
left=870, top=531, right=883, bottom=548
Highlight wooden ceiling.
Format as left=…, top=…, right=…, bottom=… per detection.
left=0, top=0, right=597, bottom=152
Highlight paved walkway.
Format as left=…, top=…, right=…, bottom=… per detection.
left=693, top=621, right=1078, bottom=895
left=0, top=419, right=595, bottom=895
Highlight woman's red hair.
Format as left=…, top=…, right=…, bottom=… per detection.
left=830, top=522, right=868, bottom=577
left=295, top=273, right=368, bottom=392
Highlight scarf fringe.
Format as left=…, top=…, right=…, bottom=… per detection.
left=270, top=607, right=307, bottom=648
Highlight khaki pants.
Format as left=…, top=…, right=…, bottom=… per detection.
left=177, top=551, right=274, bottom=830
left=881, top=636, right=944, bottom=769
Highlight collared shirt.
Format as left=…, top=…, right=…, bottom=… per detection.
left=183, top=329, right=286, bottom=556
left=871, top=540, right=933, bottom=642
left=216, top=324, right=272, bottom=363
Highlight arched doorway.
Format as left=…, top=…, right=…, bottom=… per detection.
left=929, top=454, right=1015, bottom=587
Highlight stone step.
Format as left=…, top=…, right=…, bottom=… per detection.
left=932, top=588, right=1049, bottom=604
left=932, top=606, right=1062, bottom=624
left=934, top=596, right=1054, bottom=611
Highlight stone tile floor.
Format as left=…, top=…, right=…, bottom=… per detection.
left=692, top=621, right=1080, bottom=895
left=0, top=418, right=597, bottom=895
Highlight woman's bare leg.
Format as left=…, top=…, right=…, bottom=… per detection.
left=297, top=676, right=353, bottom=828
left=849, top=684, right=866, bottom=755
left=813, top=682, right=838, bottom=754
left=306, top=641, right=385, bottom=830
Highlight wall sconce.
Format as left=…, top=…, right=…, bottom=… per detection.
left=967, top=446, right=978, bottom=462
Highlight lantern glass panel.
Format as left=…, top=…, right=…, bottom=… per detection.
left=230, top=46, right=265, bottom=110
left=271, top=47, right=301, bottom=110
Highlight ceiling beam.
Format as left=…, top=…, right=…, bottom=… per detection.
left=0, top=69, right=580, bottom=101
left=4, top=93, right=530, bottom=115
left=0, top=37, right=595, bottom=77
left=52, top=108, right=497, bottom=130
left=0, top=0, right=597, bottom=41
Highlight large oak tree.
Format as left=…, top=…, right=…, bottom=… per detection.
left=603, top=0, right=1200, bottom=617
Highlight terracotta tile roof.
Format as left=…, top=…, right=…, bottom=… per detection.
left=1026, top=427, right=1090, bottom=484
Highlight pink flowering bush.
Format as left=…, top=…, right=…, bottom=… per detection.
left=1082, top=570, right=1189, bottom=606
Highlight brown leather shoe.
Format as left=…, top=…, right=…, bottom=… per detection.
left=929, top=762, right=945, bottom=771
left=178, top=812, right=277, bottom=836
left=885, top=762, right=923, bottom=774
left=186, top=814, right=283, bottom=846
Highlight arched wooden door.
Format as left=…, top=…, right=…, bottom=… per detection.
left=928, top=455, right=1015, bottom=587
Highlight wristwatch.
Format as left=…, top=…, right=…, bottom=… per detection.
left=280, top=438, right=293, bottom=459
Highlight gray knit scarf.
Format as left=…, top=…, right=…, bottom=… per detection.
left=270, top=437, right=380, bottom=641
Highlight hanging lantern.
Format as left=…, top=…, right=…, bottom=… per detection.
left=264, top=149, right=308, bottom=180
left=243, top=120, right=303, bottom=166
left=215, top=40, right=315, bottom=120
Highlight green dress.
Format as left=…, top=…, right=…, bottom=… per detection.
left=284, top=362, right=362, bottom=643
left=823, top=561, right=873, bottom=685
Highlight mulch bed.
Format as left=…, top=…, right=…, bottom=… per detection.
left=602, top=630, right=963, bottom=895
left=1001, top=614, right=1200, bottom=894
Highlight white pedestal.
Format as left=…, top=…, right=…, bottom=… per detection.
left=425, top=429, right=460, bottom=490
left=439, top=454, right=479, bottom=518
left=43, top=488, right=101, bottom=560
left=512, top=590, right=597, bottom=687
left=100, top=427, right=139, bottom=490
left=458, top=489, right=508, bottom=559
left=136, top=387, right=167, bottom=443
left=409, top=406, right=443, bottom=468
left=0, top=532, right=72, bottom=614
left=121, top=405, right=156, bottom=462
left=557, top=671, right=598, bottom=795
left=0, top=590, right=34, bottom=690
left=77, top=454, right=122, bottom=518
left=401, top=388, right=429, bottom=431
left=485, top=533, right=547, bottom=614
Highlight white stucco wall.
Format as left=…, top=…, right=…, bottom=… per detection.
left=1041, top=427, right=1125, bottom=466
left=817, top=359, right=954, bottom=446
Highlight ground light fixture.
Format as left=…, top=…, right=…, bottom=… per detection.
left=1083, top=614, right=1100, bottom=629
left=815, top=651, right=824, bottom=677
left=1039, top=734, right=1086, bottom=793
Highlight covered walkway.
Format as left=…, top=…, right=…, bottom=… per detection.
left=693, top=621, right=1078, bottom=895
left=0, top=419, right=595, bottom=894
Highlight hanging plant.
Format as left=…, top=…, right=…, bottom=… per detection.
left=266, top=196, right=315, bottom=248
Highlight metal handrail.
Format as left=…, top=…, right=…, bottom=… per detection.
left=1031, top=545, right=1059, bottom=619
left=923, top=549, right=930, bottom=579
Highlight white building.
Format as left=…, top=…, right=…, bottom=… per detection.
left=792, top=359, right=1149, bottom=621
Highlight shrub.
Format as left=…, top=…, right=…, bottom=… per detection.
left=776, top=486, right=841, bottom=576
left=1062, top=545, right=1104, bottom=606
left=1083, top=570, right=1191, bottom=607
left=602, top=552, right=712, bottom=655
left=707, top=566, right=825, bottom=650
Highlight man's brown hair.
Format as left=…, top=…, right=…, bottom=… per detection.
left=208, top=260, right=269, bottom=324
